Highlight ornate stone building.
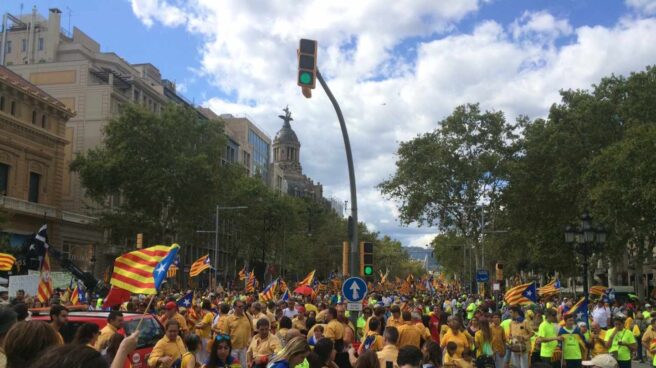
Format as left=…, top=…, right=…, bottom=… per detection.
left=271, top=107, right=323, bottom=200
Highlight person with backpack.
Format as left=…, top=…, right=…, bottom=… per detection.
left=359, top=318, right=384, bottom=355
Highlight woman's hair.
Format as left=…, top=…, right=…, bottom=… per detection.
left=105, top=333, right=124, bottom=361
left=354, top=350, right=380, bottom=368
left=73, top=323, right=100, bottom=345
left=279, top=316, right=293, bottom=329
left=165, top=319, right=180, bottom=330
left=270, top=336, right=310, bottom=364
left=422, top=340, right=441, bottom=366
left=206, top=334, right=233, bottom=368
left=185, top=333, right=201, bottom=352
left=5, top=321, right=62, bottom=368
left=478, top=318, right=492, bottom=343
left=26, top=344, right=108, bottom=368
left=307, top=338, right=334, bottom=368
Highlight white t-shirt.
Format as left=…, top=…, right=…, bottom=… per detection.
left=592, top=306, right=610, bottom=328
left=283, top=308, right=298, bottom=319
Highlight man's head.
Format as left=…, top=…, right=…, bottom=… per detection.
left=252, top=302, right=262, bottom=314
left=107, top=310, right=124, bottom=329
left=391, top=305, right=401, bottom=318
left=165, top=319, right=180, bottom=341
left=165, top=301, right=177, bottom=317
left=402, top=311, right=412, bottom=322
left=287, top=300, right=295, bottom=309
left=613, top=316, right=625, bottom=330
left=256, top=318, right=270, bottom=338
left=49, top=304, right=69, bottom=326
left=397, top=346, right=422, bottom=368
left=383, top=326, right=399, bottom=345
left=591, top=322, right=601, bottom=333
left=327, top=307, right=337, bottom=322
left=564, top=315, right=575, bottom=328
left=369, top=318, right=381, bottom=333
left=234, top=300, right=246, bottom=316
left=545, top=309, right=557, bottom=323
left=15, top=290, right=25, bottom=301
left=446, top=341, right=457, bottom=355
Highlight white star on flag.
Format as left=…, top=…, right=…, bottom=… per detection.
left=183, top=299, right=191, bottom=306
left=155, top=264, right=166, bottom=275
left=526, top=290, right=532, bottom=296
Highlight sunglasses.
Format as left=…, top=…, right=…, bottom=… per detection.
left=215, top=334, right=230, bottom=342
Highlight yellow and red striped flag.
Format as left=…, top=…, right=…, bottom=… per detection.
left=37, top=252, right=53, bottom=304
left=190, top=254, right=211, bottom=277
left=245, top=270, right=256, bottom=293
left=0, top=253, right=16, bottom=271
left=167, top=264, right=178, bottom=278
left=259, top=279, right=278, bottom=302
left=504, top=282, right=537, bottom=305
left=297, top=270, right=315, bottom=287
left=589, top=285, right=607, bottom=296
left=109, top=244, right=180, bottom=295
left=238, top=267, right=246, bottom=280
left=70, top=284, right=80, bottom=305
left=538, top=279, right=561, bottom=298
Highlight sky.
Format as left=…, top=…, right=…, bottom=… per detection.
left=5, top=0, right=656, bottom=249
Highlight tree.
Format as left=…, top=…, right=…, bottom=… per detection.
left=70, top=103, right=227, bottom=246
left=379, top=103, right=518, bottom=271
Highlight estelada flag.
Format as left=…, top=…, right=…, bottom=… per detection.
left=297, top=270, right=315, bottom=287
left=109, top=244, right=180, bottom=295
left=189, top=254, right=211, bottom=277
left=504, top=282, right=537, bottom=305
left=0, top=253, right=16, bottom=271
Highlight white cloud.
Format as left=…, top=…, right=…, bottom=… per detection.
left=626, top=0, right=656, bottom=15
left=130, top=1, right=656, bottom=247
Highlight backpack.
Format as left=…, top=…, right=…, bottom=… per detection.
left=361, top=334, right=377, bottom=352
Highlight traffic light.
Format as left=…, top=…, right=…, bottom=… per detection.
left=360, top=241, right=374, bottom=277
left=297, top=39, right=317, bottom=89
left=495, top=262, right=503, bottom=281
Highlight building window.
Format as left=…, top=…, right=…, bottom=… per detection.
left=28, top=172, right=40, bottom=203
left=21, top=39, right=27, bottom=52
left=0, top=96, right=4, bottom=111
left=0, top=164, right=8, bottom=196
left=10, top=101, right=16, bottom=116
left=32, top=110, right=37, bottom=124
left=5, top=41, right=11, bottom=54
left=41, top=115, right=47, bottom=128
left=38, top=38, right=44, bottom=51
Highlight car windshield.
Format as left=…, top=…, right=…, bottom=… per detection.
left=124, top=317, right=164, bottom=349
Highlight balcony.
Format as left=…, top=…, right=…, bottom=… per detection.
left=0, top=196, right=97, bottom=225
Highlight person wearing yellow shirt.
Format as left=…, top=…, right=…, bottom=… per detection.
left=508, top=306, right=533, bottom=368
left=159, top=302, right=189, bottom=335
left=590, top=322, right=608, bottom=357
left=490, top=313, right=507, bottom=368
left=250, top=303, right=269, bottom=332
left=387, top=305, right=402, bottom=328
left=324, top=308, right=345, bottom=342
left=213, top=303, right=231, bottom=335
left=292, top=311, right=308, bottom=332
left=440, top=317, right=471, bottom=359
left=359, top=318, right=384, bottom=354
left=195, top=300, right=215, bottom=364
left=248, top=319, right=282, bottom=368
left=377, top=327, right=400, bottom=368
left=642, top=319, right=656, bottom=362
left=95, top=310, right=124, bottom=351
left=397, top=311, right=422, bottom=348
left=226, top=300, right=254, bottom=368
left=148, top=319, right=188, bottom=368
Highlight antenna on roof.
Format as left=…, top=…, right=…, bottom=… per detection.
left=65, top=6, right=74, bottom=34
left=20, top=3, right=24, bottom=17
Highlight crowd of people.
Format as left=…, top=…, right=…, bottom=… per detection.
left=0, top=287, right=651, bottom=368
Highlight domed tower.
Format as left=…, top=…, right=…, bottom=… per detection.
left=273, top=106, right=302, bottom=175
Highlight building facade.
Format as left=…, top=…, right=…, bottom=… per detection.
left=271, top=107, right=323, bottom=201
left=0, top=64, right=98, bottom=272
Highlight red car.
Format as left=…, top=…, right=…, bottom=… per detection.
left=32, top=310, right=164, bottom=368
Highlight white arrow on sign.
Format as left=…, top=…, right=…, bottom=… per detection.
left=350, top=282, right=361, bottom=300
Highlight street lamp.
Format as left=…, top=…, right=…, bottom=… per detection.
left=197, top=205, right=247, bottom=289
left=564, top=211, right=606, bottom=305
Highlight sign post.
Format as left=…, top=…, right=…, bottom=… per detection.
left=342, top=277, right=368, bottom=311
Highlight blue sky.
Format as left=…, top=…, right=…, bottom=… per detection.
left=4, top=0, right=656, bottom=248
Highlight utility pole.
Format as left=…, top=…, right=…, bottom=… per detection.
left=298, top=39, right=359, bottom=329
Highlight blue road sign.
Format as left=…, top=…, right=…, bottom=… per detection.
left=476, top=269, right=490, bottom=282
left=342, top=277, right=368, bottom=302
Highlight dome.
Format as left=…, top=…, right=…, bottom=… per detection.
left=274, top=120, right=299, bottom=146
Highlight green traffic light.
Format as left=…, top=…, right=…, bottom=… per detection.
left=299, top=71, right=313, bottom=85
left=364, top=265, right=373, bottom=276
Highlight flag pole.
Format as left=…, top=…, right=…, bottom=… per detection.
left=135, top=294, right=156, bottom=331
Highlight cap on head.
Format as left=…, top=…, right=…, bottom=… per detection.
left=165, top=301, right=177, bottom=310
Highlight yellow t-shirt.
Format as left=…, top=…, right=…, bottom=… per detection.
left=181, top=351, right=196, bottom=368
left=196, top=311, right=214, bottom=338
left=441, top=328, right=470, bottom=359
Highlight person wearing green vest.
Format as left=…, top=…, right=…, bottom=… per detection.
left=466, top=299, right=477, bottom=321
left=558, top=314, right=586, bottom=368
left=536, top=309, right=559, bottom=365
left=605, top=315, right=637, bottom=368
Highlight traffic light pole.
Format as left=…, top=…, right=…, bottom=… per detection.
left=316, top=70, right=359, bottom=325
